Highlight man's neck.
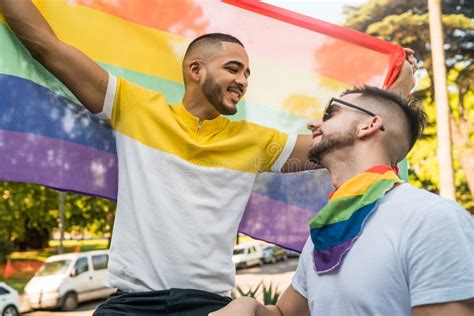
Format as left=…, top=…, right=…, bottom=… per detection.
left=182, top=92, right=220, bottom=121
left=324, top=149, right=392, bottom=187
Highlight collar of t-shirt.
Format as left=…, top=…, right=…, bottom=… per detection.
left=173, top=101, right=228, bottom=135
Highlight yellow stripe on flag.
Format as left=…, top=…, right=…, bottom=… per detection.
left=330, top=171, right=400, bottom=200
left=34, top=0, right=187, bottom=84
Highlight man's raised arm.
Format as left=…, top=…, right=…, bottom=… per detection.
left=0, top=0, right=108, bottom=114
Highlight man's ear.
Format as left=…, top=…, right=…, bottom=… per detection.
left=357, top=116, right=383, bottom=138
left=188, top=60, right=203, bottom=82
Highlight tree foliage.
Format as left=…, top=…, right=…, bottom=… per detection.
left=344, top=0, right=473, bottom=32
left=344, top=0, right=473, bottom=212
left=0, top=181, right=116, bottom=250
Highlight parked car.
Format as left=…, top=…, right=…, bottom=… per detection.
left=286, top=249, right=300, bottom=258
left=262, top=245, right=288, bottom=264
left=232, top=243, right=263, bottom=269
left=24, top=250, right=115, bottom=311
left=0, top=282, right=20, bottom=316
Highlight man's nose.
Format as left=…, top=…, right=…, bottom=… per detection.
left=235, top=73, right=248, bottom=89
left=307, top=118, right=323, bottom=131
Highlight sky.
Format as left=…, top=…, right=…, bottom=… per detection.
left=264, top=0, right=367, bottom=25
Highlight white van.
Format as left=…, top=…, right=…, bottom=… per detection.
left=24, top=250, right=115, bottom=311
left=232, top=243, right=264, bottom=269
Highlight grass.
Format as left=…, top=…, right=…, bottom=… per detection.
left=49, top=239, right=109, bottom=252
left=10, top=249, right=55, bottom=262
left=0, top=239, right=109, bottom=293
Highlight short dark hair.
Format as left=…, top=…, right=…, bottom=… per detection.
left=341, top=85, right=427, bottom=151
left=184, top=33, right=244, bottom=59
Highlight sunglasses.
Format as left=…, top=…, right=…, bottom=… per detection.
left=323, top=97, right=385, bottom=131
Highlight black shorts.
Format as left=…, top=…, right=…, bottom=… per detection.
left=93, top=288, right=232, bottom=316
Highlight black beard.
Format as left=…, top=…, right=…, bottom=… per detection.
left=308, top=126, right=357, bottom=165
left=201, top=74, right=237, bottom=116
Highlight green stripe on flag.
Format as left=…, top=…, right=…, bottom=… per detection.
left=0, top=23, right=80, bottom=103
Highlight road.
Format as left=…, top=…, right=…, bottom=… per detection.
left=23, top=258, right=298, bottom=315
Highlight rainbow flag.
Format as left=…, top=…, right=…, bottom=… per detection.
left=0, top=0, right=405, bottom=252
left=310, top=166, right=402, bottom=272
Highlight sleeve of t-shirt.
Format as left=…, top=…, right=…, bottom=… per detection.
left=233, top=121, right=297, bottom=173
left=93, top=73, right=167, bottom=129
left=291, top=238, right=312, bottom=299
left=266, top=131, right=297, bottom=173
left=402, top=200, right=474, bottom=307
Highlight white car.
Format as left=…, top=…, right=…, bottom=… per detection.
left=0, top=282, right=20, bottom=316
left=232, top=243, right=264, bottom=269
left=24, top=250, right=115, bottom=311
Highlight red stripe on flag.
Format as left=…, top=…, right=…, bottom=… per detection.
left=365, top=165, right=396, bottom=174
left=72, top=0, right=404, bottom=88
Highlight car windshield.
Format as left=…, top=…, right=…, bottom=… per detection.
left=36, top=260, right=71, bottom=276
left=233, top=249, right=245, bottom=255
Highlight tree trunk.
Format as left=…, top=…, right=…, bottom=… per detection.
left=106, top=210, right=115, bottom=249
left=428, top=0, right=456, bottom=199
left=17, top=227, right=50, bottom=250
left=451, top=116, right=474, bottom=195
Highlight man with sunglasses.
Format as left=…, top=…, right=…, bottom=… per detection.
left=324, top=97, right=386, bottom=130
left=212, top=86, right=474, bottom=316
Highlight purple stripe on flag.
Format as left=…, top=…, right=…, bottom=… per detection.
left=239, top=192, right=317, bottom=252
left=313, top=237, right=355, bottom=273
left=0, top=130, right=118, bottom=199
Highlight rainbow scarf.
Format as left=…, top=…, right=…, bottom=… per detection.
left=309, top=165, right=402, bottom=273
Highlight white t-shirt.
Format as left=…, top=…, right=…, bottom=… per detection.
left=292, top=183, right=474, bottom=315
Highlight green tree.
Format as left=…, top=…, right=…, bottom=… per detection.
left=0, top=181, right=116, bottom=250
left=62, top=193, right=115, bottom=241
left=0, top=182, right=58, bottom=249
left=344, top=0, right=474, bottom=212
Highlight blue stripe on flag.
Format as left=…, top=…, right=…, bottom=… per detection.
left=311, top=202, right=376, bottom=251
left=0, top=74, right=116, bottom=154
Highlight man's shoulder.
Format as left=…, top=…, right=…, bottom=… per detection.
left=383, top=183, right=470, bottom=225
left=116, top=76, right=170, bottom=102
left=385, top=183, right=456, bottom=208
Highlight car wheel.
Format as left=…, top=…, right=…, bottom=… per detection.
left=62, top=292, right=78, bottom=311
left=2, top=305, right=19, bottom=316
left=2, top=305, right=20, bottom=316
left=283, top=254, right=288, bottom=261
left=271, top=257, right=277, bottom=264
